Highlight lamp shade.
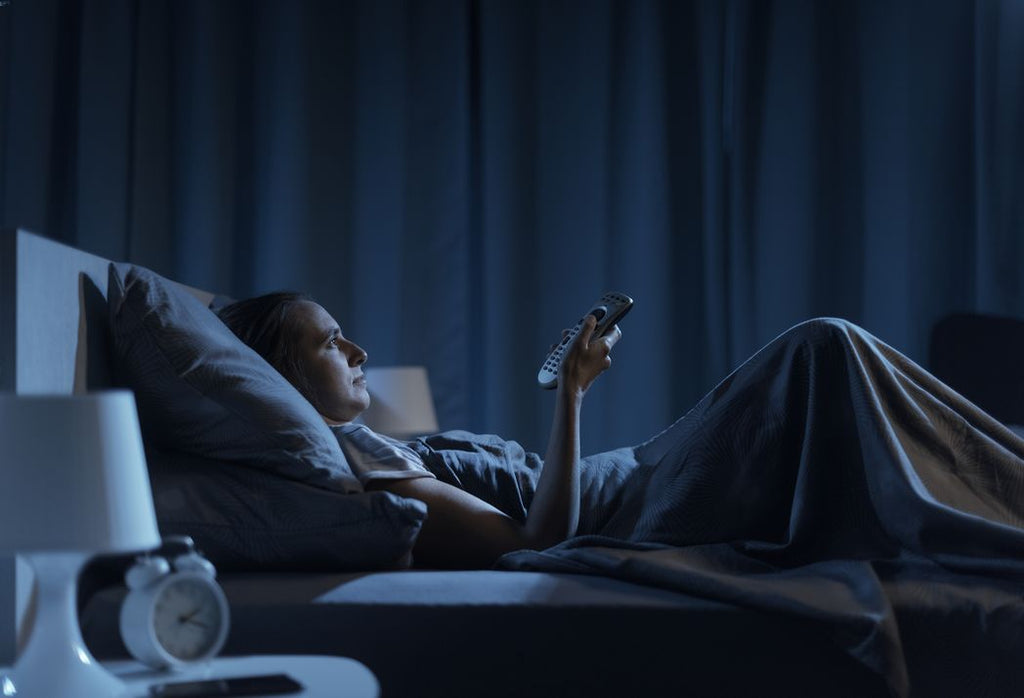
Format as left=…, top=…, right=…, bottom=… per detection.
left=361, top=366, right=439, bottom=438
left=0, top=391, right=161, bottom=553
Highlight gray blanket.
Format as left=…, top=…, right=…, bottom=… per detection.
left=411, top=318, right=1024, bottom=697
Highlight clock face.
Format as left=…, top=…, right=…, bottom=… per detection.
left=151, top=575, right=228, bottom=662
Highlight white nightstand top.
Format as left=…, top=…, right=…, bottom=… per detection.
left=106, top=655, right=379, bottom=698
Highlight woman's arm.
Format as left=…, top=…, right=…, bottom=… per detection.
left=528, top=315, right=622, bottom=546
left=373, top=315, right=621, bottom=568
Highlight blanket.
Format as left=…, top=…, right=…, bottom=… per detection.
left=411, top=318, right=1024, bottom=697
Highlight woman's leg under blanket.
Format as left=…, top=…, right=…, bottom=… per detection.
left=587, top=317, right=1024, bottom=569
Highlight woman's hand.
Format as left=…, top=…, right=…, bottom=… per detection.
left=380, top=314, right=624, bottom=567
left=558, top=315, right=622, bottom=395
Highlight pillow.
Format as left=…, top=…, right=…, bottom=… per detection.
left=147, top=448, right=425, bottom=571
left=107, top=262, right=428, bottom=570
left=107, top=262, right=359, bottom=492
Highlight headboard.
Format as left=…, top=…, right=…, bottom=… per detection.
left=0, top=228, right=214, bottom=664
left=0, top=228, right=115, bottom=394
left=0, top=228, right=214, bottom=394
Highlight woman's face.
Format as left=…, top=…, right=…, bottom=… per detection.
left=289, top=301, right=370, bottom=424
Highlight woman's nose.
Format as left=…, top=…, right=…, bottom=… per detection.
left=346, top=342, right=367, bottom=366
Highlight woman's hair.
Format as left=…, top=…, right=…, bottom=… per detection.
left=216, top=291, right=319, bottom=403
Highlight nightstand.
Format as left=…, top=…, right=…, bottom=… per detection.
left=106, top=655, right=379, bottom=697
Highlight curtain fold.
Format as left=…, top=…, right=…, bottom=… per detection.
left=2, top=0, right=1021, bottom=454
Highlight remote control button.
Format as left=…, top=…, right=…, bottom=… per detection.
left=591, top=307, right=607, bottom=321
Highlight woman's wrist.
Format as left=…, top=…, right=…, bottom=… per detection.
left=556, top=381, right=586, bottom=407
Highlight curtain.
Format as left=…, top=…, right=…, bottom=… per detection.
left=1, top=0, right=1021, bottom=455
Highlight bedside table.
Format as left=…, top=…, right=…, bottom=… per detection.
left=106, top=655, right=379, bottom=697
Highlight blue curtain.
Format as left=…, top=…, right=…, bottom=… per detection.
left=1, top=0, right=1022, bottom=455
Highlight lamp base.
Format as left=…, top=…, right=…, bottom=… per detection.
left=14, top=552, right=125, bottom=697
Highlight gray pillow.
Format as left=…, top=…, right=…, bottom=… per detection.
left=147, top=448, right=425, bottom=571
left=107, top=262, right=428, bottom=570
left=107, top=262, right=359, bottom=492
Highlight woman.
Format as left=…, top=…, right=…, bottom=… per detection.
left=217, top=292, right=621, bottom=568
left=218, top=293, right=1024, bottom=573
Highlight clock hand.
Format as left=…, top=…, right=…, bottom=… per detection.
left=176, top=609, right=209, bottom=626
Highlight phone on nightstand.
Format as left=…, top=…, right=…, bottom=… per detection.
left=149, top=673, right=303, bottom=697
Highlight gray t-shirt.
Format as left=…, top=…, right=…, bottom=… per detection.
left=330, top=423, right=437, bottom=486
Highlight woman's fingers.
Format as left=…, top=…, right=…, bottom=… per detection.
left=547, top=318, right=622, bottom=392
left=600, top=324, right=622, bottom=350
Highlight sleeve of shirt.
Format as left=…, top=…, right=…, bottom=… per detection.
left=330, top=423, right=438, bottom=486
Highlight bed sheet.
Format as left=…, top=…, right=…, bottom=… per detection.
left=81, top=569, right=883, bottom=697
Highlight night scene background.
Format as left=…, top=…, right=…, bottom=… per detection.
left=1, top=0, right=1021, bottom=455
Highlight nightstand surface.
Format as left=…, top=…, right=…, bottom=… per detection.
left=106, top=654, right=379, bottom=697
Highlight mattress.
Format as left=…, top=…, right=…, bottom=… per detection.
left=81, top=569, right=884, bottom=697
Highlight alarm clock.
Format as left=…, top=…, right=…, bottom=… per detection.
left=119, top=536, right=230, bottom=670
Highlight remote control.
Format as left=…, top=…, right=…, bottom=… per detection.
left=537, top=291, right=633, bottom=389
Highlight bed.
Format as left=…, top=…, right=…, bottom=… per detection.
left=4, top=227, right=1024, bottom=697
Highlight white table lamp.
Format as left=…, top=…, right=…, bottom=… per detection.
left=0, top=391, right=162, bottom=697
left=361, top=367, right=439, bottom=439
